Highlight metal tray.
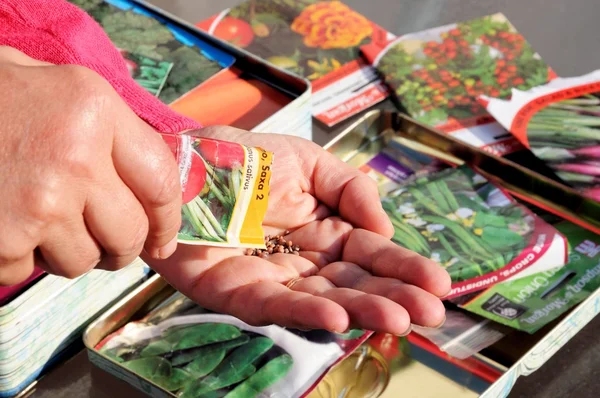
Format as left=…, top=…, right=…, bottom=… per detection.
left=324, top=110, right=600, bottom=398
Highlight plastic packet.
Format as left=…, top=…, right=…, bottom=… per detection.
left=481, top=69, right=600, bottom=201
left=453, top=221, right=600, bottom=333
left=95, top=292, right=370, bottom=398
left=161, top=133, right=273, bottom=248
left=381, top=165, right=568, bottom=299
left=412, top=309, right=509, bottom=359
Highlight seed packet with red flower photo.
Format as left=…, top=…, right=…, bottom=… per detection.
left=194, top=0, right=395, bottom=127
left=481, top=69, right=600, bottom=202
left=361, top=13, right=556, bottom=156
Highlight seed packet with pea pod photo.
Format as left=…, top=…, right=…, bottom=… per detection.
left=94, top=291, right=370, bottom=398
left=361, top=13, right=556, bottom=156
left=381, top=165, right=568, bottom=299
left=481, top=69, right=600, bottom=202
left=162, top=134, right=273, bottom=249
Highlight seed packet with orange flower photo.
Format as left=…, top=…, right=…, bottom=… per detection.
left=195, top=0, right=395, bottom=127
left=361, top=13, right=556, bottom=156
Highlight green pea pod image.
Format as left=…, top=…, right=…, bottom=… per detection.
left=164, top=324, right=242, bottom=351
left=179, top=365, right=256, bottom=398
left=122, top=357, right=172, bottom=383
left=157, top=368, right=194, bottom=392
left=390, top=219, right=430, bottom=255
left=224, top=355, right=294, bottom=398
left=141, top=340, right=173, bottom=357
left=210, top=337, right=274, bottom=380
left=183, top=348, right=226, bottom=379
left=172, top=335, right=250, bottom=367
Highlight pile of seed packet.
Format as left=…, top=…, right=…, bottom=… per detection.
left=0, top=261, right=150, bottom=397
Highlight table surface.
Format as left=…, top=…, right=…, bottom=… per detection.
left=27, top=0, right=600, bottom=397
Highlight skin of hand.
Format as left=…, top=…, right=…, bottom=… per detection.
left=0, top=46, right=183, bottom=284
left=146, top=126, right=452, bottom=335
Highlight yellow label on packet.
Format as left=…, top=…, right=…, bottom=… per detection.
left=240, top=148, right=273, bottom=246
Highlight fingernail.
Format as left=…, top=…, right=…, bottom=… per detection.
left=157, top=236, right=178, bottom=259
left=396, top=325, right=412, bottom=337
left=434, top=316, right=446, bottom=329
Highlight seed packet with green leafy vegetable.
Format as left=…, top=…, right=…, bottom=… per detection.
left=120, top=50, right=173, bottom=97
left=382, top=165, right=568, bottom=299
left=455, top=221, right=600, bottom=333
left=69, top=0, right=234, bottom=104
left=481, top=69, right=600, bottom=202
left=95, top=292, right=369, bottom=398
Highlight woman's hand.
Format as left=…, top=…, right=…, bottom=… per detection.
left=147, top=126, right=451, bottom=335
left=0, top=46, right=182, bottom=284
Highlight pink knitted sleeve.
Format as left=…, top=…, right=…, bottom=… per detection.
left=0, top=0, right=201, bottom=134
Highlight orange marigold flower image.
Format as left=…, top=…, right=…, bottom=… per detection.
left=291, top=1, right=373, bottom=49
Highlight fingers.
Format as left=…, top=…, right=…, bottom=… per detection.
left=343, top=229, right=452, bottom=297
left=221, top=281, right=349, bottom=332
left=37, top=216, right=102, bottom=277
left=290, top=276, right=411, bottom=335
left=318, top=262, right=446, bottom=328
left=84, top=172, right=149, bottom=271
left=284, top=217, right=353, bottom=267
left=0, top=253, right=36, bottom=286
left=312, top=149, right=394, bottom=238
left=112, top=119, right=182, bottom=260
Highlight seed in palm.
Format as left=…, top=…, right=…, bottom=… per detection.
left=245, top=233, right=300, bottom=257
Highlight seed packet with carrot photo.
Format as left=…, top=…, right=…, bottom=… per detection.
left=94, top=291, right=370, bottom=398
left=361, top=13, right=555, bottom=156
left=381, top=165, right=567, bottom=299
left=195, top=0, right=394, bottom=126
left=481, top=69, right=600, bottom=202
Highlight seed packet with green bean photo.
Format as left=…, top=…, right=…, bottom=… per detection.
left=94, top=292, right=369, bottom=398
left=481, top=69, right=600, bottom=202
left=382, top=165, right=568, bottom=299
left=160, top=133, right=273, bottom=248
left=455, top=221, right=600, bottom=333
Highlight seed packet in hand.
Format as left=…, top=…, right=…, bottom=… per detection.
left=481, top=69, right=600, bottom=202
left=361, top=13, right=555, bottom=155
left=455, top=221, right=600, bottom=333
left=95, top=292, right=369, bottom=398
left=161, top=133, right=273, bottom=248
left=381, top=165, right=567, bottom=299
left=119, top=50, right=174, bottom=97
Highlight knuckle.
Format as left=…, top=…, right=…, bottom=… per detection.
left=117, top=215, right=149, bottom=258
left=23, top=180, right=65, bottom=224
left=148, top=158, right=181, bottom=208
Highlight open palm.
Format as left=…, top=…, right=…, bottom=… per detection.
left=146, top=127, right=450, bottom=335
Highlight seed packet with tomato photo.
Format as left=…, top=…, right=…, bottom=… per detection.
left=361, top=13, right=556, bottom=156
left=120, top=50, right=174, bottom=97
left=94, top=291, right=370, bottom=398
left=481, top=69, right=600, bottom=202
left=381, top=165, right=567, bottom=299
left=162, top=134, right=273, bottom=248
left=194, top=0, right=395, bottom=127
